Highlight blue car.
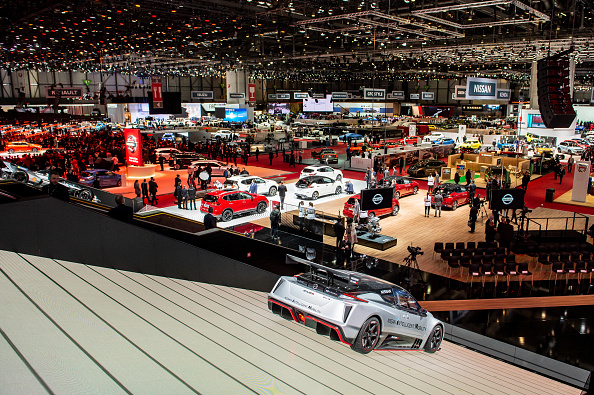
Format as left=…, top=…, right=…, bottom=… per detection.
left=436, top=138, right=455, bottom=145
left=161, top=133, right=175, bottom=142
left=339, top=133, right=364, bottom=141
left=79, top=169, right=122, bottom=188
left=497, top=140, right=518, bottom=150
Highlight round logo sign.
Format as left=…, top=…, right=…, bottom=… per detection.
left=502, top=193, right=514, bottom=205
left=126, top=135, right=137, bottom=154
left=372, top=194, right=384, bottom=205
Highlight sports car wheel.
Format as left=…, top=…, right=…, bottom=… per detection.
left=14, top=171, right=28, bottom=183
left=351, top=317, right=381, bottom=354
left=268, top=186, right=277, bottom=196
left=256, top=201, right=267, bottom=214
left=394, top=191, right=400, bottom=199
left=221, top=209, right=233, bottom=222
left=413, top=186, right=419, bottom=194
left=117, top=179, right=122, bottom=187
left=424, top=325, right=443, bottom=353
left=8, top=149, right=14, bottom=154
left=451, top=201, right=458, bottom=211
left=336, top=174, right=342, bottom=182
left=312, top=191, right=319, bottom=200
left=79, top=189, right=93, bottom=201
left=391, top=205, right=399, bottom=216
left=335, top=186, right=342, bottom=195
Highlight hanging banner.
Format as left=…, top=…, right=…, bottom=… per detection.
left=276, top=93, right=291, bottom=100
left=496, top=89, right=511, bottom=101
left=332, top=92, right=348, bottom=100
left=410, top=93, right=420, bottom=100
left=364, top=88, right=386, bottom=100
left=392, top=91, right=405, bottom=100
left=294, top=92, right=309, bottom=99
left=465, top=77, right=497, bottom=100
left=229, top=93, right=246, bottom=99
left=124, top=128, right=143, bottom=166
left=422, top=92, right=435, bottom=100
left=248, top=83, right=256, bottom=102
left=151, top=76, right=163, bottom=108
left=191, top=91, right=214, bottom=100
left=45, top=87, right=83, bottom=98
left=454, top=85, right=467, bottom=100
left=572, top=161, right=590, bottom=203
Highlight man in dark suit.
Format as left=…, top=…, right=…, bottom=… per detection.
left=148, top=177, right=158, bottom=205
left=42, top=170, right=70, bottom=201
left=333, top=217, right=345, bottom=248
left=141, top=179, right=149, bottom=204
left=108, top=194, right=133, bottom=222
left=204, top=207, right=217, bottom=230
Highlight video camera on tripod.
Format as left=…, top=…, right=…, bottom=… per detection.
left=407, top=245, right=423, bottom=257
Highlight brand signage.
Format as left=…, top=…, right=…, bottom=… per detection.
left=229, top=93, right=245, bottom=99
left=392, top=91, right=405, bottom=100
left=496, top=89, right=511, bottom=101
left=45, top=87, right=83, bottom=98
left=248, top=83, right=256, bottom=102
left=422, top=92, right=434, bottom=100
left=572, top=161, right=591, bottom=202
left=151, top=76, right=163, bottom=108
left=82, top=79, right=92, bottom=87
left=124, top=128, right=143, bottom=166
left=202, top=103, right=226, bottom=112
left=332, top=92, right=348, bottom=100
left=268, top=94, right=277, bottom=100
left=463, top=105, right=484, bottom=111
left=364, top=88, right=386, bottom=100
left=454, top=85, right=467, bottom=100
left=191, top=91, right=214, bottom=100
left=276, top=93, right=291, bottom=100
left=312, top=93, right=325, bottom=99
left=294, top=92, right=309, bottom=99
left=410, top=93, right=420, bottom=100
left=466, top=77, right=497, bottom=100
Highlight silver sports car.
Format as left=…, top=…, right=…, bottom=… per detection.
left=268, top=255, right=444, bottom=354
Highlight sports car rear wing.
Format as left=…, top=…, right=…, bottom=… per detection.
left=286, top=254, right=362, bottom=289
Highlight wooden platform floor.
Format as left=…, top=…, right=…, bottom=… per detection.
left=252, top=193, right=594, bottom=283
left=0, top=250, right=579, bottom=394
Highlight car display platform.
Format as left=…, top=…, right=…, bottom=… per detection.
left=355, top=232, right=397, bottom=250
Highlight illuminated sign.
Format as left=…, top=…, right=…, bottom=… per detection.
left=332, top=92, right=348, bottom=100
left=422, top=92, right=435, bottom=100
left=465, top=77, right=497, bottom=100
left=45, top=87, right=83, bottom=98
left=364, top=88, right=386, bottom=100
left=229, top=93, right=246, bottom=99
left=392, top=91, right=405, bottom=100
left=496, top=89, right=511, bottom=100
left=410, top=93, right=420, bottom=100
left=124, top=128, right=143, bottom=166
left=294, top=92, right=309, bottom=99
left=191, top=91, right=214, bottom=100
left=151, top=76, right=163, bottom=108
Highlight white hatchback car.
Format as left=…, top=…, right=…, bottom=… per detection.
left=226, top=175, right=279, bottom=196
left=300, top=165, right=343, bottom=182
left=294, top=176, right=342, bottom=200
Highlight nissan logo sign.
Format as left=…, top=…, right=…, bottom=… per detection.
left=372, top=194, right=383, bottom=205
left=502, top=194, right=514, bottom=205
left=126, top=135, right=138, bottom=154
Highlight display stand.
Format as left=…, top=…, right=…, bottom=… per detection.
left=126, top=165, right=157, bottom=179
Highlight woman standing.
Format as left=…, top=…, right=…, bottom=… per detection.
left=346, top=218, right=358, bottom=255
left=134, top=180, right=141, bottom=198
left=424, top=192, right=432, bottom=217
left=298, top=201, right=306, bottom=231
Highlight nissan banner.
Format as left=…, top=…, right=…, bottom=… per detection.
left=124, top=128, right=143, bottom=166
left=465, top=77, right=497, bottom=100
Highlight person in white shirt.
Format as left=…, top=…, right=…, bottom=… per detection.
left=427, top=174, right=435, bottom=194
left=424, top=192, right=432, bottom=217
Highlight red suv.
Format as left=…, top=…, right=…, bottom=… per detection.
left=343, top=194, right=400, bottom=218
left=431, top=183, right=471, bottom=210
left=200, top=190, right=269, bottom=222
left=378, top=176, right=419, bottom=199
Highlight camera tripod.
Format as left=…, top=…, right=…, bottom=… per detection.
left=403, top=253, right=426, bottom=290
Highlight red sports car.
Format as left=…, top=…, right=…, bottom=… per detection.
left=343, top=194, right=400, bottom=218
left=378, top=176, right=420, bottom=199
left=395, top=137, right=418, bottom=146
left=200, top=189, right=268, bottom=222
left=431, top=183, right=471, bottom=210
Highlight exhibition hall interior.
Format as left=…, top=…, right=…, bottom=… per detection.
left=1, top=0, right=594, bottom=393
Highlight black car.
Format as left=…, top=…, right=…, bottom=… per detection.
left=407, top=159, right=447, bottom=177
left=169, top=152, right=207, bottom=169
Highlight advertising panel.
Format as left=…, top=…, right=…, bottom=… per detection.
left=124, top=128, right=143, bottom=166
left=410, top=93, right=420, bottom=100
left=45, top=87, right=83, bottom=98
left=422, top=92, right=435, bottom=101
left=303, top=95, right=333, bottom=112
left=496, top=89, right=511, bottom=101
left=465, top=77, right=497, bottom=100
left=490, top=189, right=525, bottom=210
left=364, top=88, right=386, bottom=100
left=191, top=91, right=214, bottom=100
left=248, top=83, right=256, bottom=102
left=454, top=85, right=467, bottom=100
left=572, top=161, right=591, bottom=203
left=224, top=108, right=248, bottom=122
left=360, top=187, right=394, bottom=211
left=527, top=113, right=546, bottom=128
left=151, top=76, right=163, bottom=109
left=268, top=103, right=290, bottom=115
left=332, top=92, right=348, bottom=100
left=392, top=91, right=405, bottom=100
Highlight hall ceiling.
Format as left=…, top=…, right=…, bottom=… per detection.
left=0, top=0, right=592, bottom=83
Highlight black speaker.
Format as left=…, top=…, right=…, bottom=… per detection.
left=537, top=56, right=576, bottom=129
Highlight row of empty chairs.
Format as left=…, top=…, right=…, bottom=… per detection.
left=538, top=251, right=594, bottom=283
left=434, top=241, right=507, bottom=259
